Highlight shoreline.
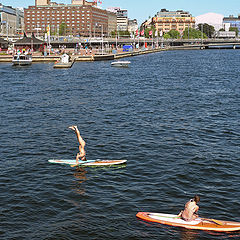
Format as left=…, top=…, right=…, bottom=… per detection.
left=0, top=45, right=211, bottom=63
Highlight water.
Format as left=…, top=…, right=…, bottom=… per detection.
left=0, top=50, right=240, bottom=239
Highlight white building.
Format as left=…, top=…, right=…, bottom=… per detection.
left=107, top=7, right=128, bottom=31
left=195, top=12, right=224, bottom=31
left=128, top=19, right=138, bottom=33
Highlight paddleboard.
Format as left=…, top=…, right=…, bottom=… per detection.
left=136, top=212, right=240, bottom=232
left=48, top=159, right=127, bottom=166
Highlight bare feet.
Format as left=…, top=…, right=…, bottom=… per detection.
left=68, top=125, right=77, bottom=131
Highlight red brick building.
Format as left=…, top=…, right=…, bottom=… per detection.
left=24, top=0, right=116, bottom=37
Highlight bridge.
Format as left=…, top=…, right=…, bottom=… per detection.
left=47, top=37, right=240, bottom=49
left=3, top=34, right=240, bottom=50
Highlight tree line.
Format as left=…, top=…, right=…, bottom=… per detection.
left=140, top=24, right=238, bottom=39
left=50, top=22, right=239, bottom=38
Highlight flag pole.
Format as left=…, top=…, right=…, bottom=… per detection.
left=47, top=25, right=51, bottom=55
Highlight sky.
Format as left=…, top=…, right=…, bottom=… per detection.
left=1, top=0, right=240, bottom=24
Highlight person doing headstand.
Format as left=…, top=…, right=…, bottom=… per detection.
left=69, top=125, right=87, bottom=164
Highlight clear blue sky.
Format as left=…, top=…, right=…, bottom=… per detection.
left=2, top=0, right=240, bottom=24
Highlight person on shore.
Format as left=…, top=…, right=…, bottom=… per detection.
left=69, top=125, right=87, bottom=164
left=178, top=195, right=200, bottom=221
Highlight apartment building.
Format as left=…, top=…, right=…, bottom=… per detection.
left=107, top=7, right=128, bottom=32
left=223, top=15, right=240, bottom=36
left=107, top=10, right=117, bottom=36
left=24, top=0, right=114, bottom=37
left=128, top=19, right=138, bottom=34
left=152, top=9, right=195, bottom=34
left=0, top=4, right=24, bottom=37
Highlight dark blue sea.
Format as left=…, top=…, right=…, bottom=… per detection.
left=0, top=49, right=240, bottom=240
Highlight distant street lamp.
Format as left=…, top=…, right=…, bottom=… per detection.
left=101, top=24, right=103, bottom=54
left=35, top=27, right=41, bottom=38
left=95, top=23, right=104, bottom=54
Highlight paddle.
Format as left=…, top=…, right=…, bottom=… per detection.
left=201, top=218, right=224, bottom=225
left=70, top=164, right=79, bottom=167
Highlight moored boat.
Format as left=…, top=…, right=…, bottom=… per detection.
left=54, top=53, right=74, bottom=68
left=12, top=54, right=32, bottom=66
left=111, top=60, right=131, bottom=67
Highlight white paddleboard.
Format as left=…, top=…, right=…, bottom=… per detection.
left=48, top=159, right=127, bottom=166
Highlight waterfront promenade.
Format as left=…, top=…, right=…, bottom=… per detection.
left=1, top=37, right=240, bottom=63
left=0, top=47, right=167, bottom=63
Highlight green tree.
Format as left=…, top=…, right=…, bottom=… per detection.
left=111, top=30, right=117, bottom=37
left=118, top=30, right=130, bottom=37
left=197, top=23, right=215, bottom=38
left=168, top=29, right=180, bottom=39
left=144, top=26, right=156, bottom=38
left=219, top=28, right=225, bottom=31
left=59, top=22, right=67, bottom=36
left=229, top=27, right=238, bottom=36
left=182, top=28, right=207, bottom=39
left=163, top=33, right=171, bottom=39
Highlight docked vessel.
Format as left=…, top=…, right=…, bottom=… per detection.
left=54, top=53, right=74, bottom=68
left=111, top=60, right=131, bottom=67
left=12, top=54, right=32, bottom=66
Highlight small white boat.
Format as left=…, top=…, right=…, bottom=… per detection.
left=54, top=53, right=74, bottom=68
left=12, top=54, right=32, bottom=66
left=111, top=60, right=131, bottom=67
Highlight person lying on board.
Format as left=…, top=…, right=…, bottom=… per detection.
left=178, top=195, right=200, bottom=221
left=69, top=125, right=87, bottom=164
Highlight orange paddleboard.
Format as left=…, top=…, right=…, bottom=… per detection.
left=136, top=212, right=240, bottom=232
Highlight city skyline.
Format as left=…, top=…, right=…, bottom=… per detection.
left=1, top=0, right=240, bottom=25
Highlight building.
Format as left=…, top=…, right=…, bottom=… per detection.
left=24, top=0, right=114, bottom=37
left=151, top=9, right=195, bottom=34
left=71, top=0, right=96, bottom=6
left=223, top=15, right=240, bottom=36
left=0, top=4, right=24, bottom=38
left=116, top=9, right=128, bottom=31
left=16, top=8, right=25, bottom=35
left=0, top=37, right=8, bottom=49
left=107, top=7, right=128, bottom=32
left=35, top=0, right=50, bottom=6
left=14, top=32, right=45, bottom=51
left=195, top=13, right=224, bottom=31
left=106, top=10, right=117, bottom=36
left=215, top=31, right=236, bottom=38
left=128, top=19, right=138, bottom=34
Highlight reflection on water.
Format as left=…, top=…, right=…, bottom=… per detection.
left=83, top=164, right=127, bottom=170
left=73, top=167, right=88, bottom=195
left=180, top=229, right=199, bottom=240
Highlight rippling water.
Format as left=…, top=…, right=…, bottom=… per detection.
left=0, top=50, right=240, bottom=239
